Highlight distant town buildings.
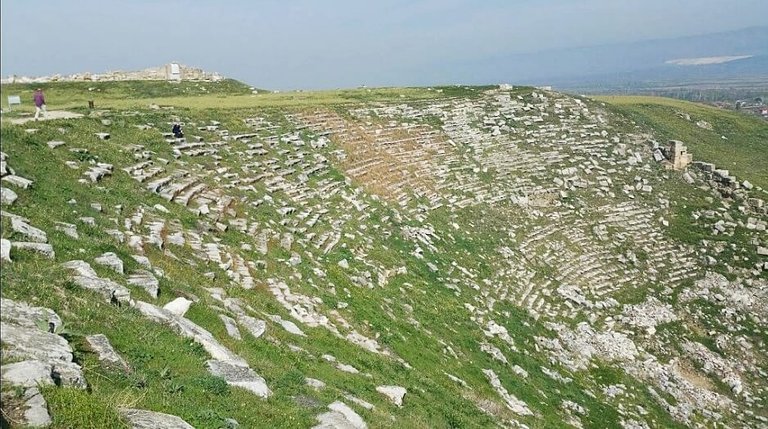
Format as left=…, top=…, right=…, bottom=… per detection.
left=734, top=97, right=767, bottom=119
left=1, top=63, right=223, bottom=84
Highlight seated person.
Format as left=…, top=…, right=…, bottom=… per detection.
left=172, top=123, right=184, bottom=138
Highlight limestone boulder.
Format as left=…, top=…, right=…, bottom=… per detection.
left=10, top=217, right=47, bottom=242
left=127, top=270, right=160, bottom=298
left=1, top=186, right=18, bottom=205
left=205, top=360, right=271, bottom=398
left=313, top=401, right=367, bottom=429
left=1, top=298, right=63, bottom=332
left=22, top=387, right=52, bottom=427
left=163, top=297, right=193, bottom=316
left=119, top=408, right=194, bottom=429
left=376, top=385, right=407, bottom=407
left=133, top=300, right=247, bottom=365
left=62, top=260, right=131, bottom=303
left=0, top=299, right=86, bottom=389
left=94, top=252, right=124, bottom=274
left=1, top=238, right=10, bottom=262
left=1, top=322, right=73, bottom=362
left=1, top=360, right=54, bottom=388
left=86, top=334, right=131, bottom=372
left=237, top=315, right=266, bottom=339
left=12, top=242, right=55, bottom=259
left=219, top=314, right=241, bottom=340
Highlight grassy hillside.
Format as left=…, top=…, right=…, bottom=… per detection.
left=1, top=81, right=766, bottom=429
left=0, top=81, right=490, bottom=116
left=1, top=79, right=253, bottom=112
left=594, top=95, right=768, bottom=189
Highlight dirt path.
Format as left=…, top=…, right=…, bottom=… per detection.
left=7, top=110, right=85, bottom=125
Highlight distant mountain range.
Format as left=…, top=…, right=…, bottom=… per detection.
left=445, top=26, right=768, bottom=91
left=547, top=54, right=768, bottom=92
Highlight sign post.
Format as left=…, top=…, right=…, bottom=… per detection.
left=7, top=95, right=21, bottom=111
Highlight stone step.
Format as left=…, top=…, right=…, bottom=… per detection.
left=146, top=176, right=173, bottom=193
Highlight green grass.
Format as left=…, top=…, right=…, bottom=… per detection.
left=0, top=101, right=504, bottom=428
left=594, top=95, right=768, bottom=189
left=43, top=387, right=128, bottom=429
left=1, top=79, right=252, bottom=108
left=1, top=81, right=497, bottom=117
left=1, top=80, right=764, bottom=428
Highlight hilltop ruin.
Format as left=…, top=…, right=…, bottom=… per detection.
left=1, top=62, right=223, bottom=84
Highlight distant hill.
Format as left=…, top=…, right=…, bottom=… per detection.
left=444, top=26, right=768, bottom=91
left=552, top=54, right=768, bottom=93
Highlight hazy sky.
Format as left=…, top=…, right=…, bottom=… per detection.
left=2, top=0, right=766, bottom=89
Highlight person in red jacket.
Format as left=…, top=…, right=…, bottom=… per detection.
left=33, top=88, right=47, bottom=120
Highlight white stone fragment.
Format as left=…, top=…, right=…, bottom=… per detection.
left=94, top=252, right=124, bottom=274
left=85, top=334, right=130, bottom=371
left=11, top=217, right=47, bottom=243
left=163, top=297, right=193, bottom=317
left=483, top=369, right=533, bottom=416
left=127, top=270, right=160, bottom=298
left=23, top=387, right=53, bottom=427
left=206, top=360, right=271, bottom=398
left=376, top=385, right=407, bottom=407
left=119, top=408, right=194, bottom=429
left=1, top=360, right=54, bottom=388
left=306, top=378, right=326, bottom=390
left=1, top=238, right=10, bottom=262
left=1, top=186, right=17, bottom=205
left=219, top=314, right=242, bottom=340
left=12, top=242, right=55, bottom=259
left=313, top=401, right=367, bottom=429
left=238, top=315, right=266, bottom=339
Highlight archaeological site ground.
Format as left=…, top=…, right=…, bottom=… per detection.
left=0, top=78, right=766, bottom=429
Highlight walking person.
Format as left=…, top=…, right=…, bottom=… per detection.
left=33, top=88, right=47, bottom=120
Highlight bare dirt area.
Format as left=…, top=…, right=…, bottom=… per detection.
left=6, top=110, right=85, bottom=125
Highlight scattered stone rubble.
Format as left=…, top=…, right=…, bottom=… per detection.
left=0, top=299, right=86, bottom=427
left=133, top=299, right=272, bottom=398
left=1, top=86, right=766, bottom=427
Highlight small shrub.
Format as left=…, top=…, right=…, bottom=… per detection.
left=165, top=381, right=185, bottom=396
